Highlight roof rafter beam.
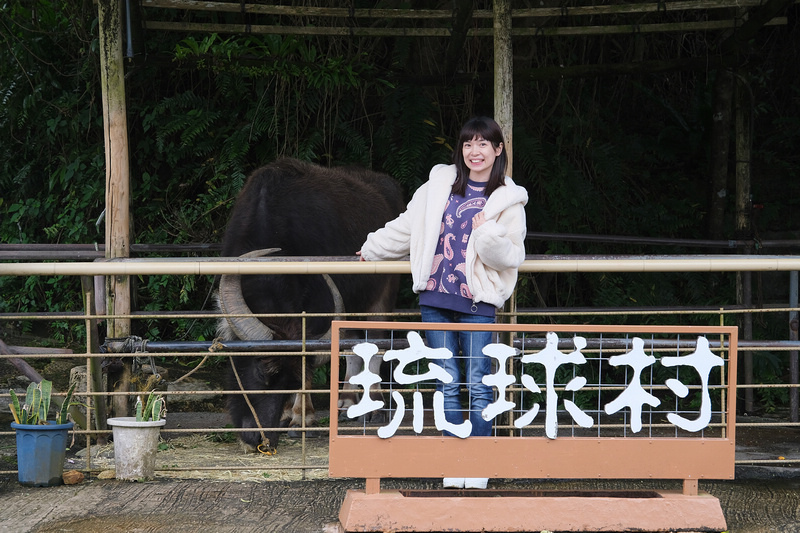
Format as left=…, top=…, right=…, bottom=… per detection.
left=717, top=0, right=797, bottom=53
left=141, top=0, right=799, bottom=19
left=143, top=17, right=787, bottom=38
left=142, top=0, right=800, bottom=20
left=141, top=0, right=491, bottom=19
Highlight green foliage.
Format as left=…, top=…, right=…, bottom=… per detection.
left=312, top=364, right=330, bottom=388
left=0, top=0, right=103, bottom=344
left=1, top=1, right=103, bottom=238
left=373, top=87, right=448, bottom=190
left=9, top=380, right=77, bottom=426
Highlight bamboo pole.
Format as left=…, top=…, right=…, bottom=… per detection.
left=4, top=256, right=800, bottom=276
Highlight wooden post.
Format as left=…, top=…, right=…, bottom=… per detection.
left=81, top=277, right=109, bottom=443
left=735, top=74, right=754, bottom=413
left=494, top=1, right=516, bottom=434
left=494, top=1, right=516, bottom=435
left=494, top=0, right=513, bottom=178
left=98, top=0, right=133, bottom=416
left=790, top=271, right=799, bottom=422
left=707, top=69, right=734, bottom=241
left=98, top=0, right=132, bottom=336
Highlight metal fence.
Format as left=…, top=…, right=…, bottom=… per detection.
left=1, top=255, right=799, bottom=479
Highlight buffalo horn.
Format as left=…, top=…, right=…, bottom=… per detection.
left=319, top=273, right=345, bottom=340
left=219, top=249, right=347, bottom=342
left=218, top=248, right=281, bottom=341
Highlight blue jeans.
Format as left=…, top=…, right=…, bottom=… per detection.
left=420, top=305, right=495, bottom=437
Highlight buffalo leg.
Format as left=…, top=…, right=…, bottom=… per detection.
left=282, top=373, right=318, bottom=438
left=337, top=277, right=399, bottom=422
left=338, top=345, right=387, bottom=423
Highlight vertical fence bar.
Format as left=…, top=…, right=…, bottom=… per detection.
left=84, top=290, right=94, bottom=471
left=790, top=271, right=798, bottom=422
left=301, top=311, right=307, bottom=480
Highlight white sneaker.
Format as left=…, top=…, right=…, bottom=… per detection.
left=464, top=478, right=488, bottom=489
left=443, top=477, right=465, bottom=489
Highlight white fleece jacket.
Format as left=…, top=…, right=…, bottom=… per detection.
left=360, top=164, right=528, bottom=308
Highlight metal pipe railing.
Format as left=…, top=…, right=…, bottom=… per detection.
left=2, top=256, right=800, bottom=477
left=2, top=254, right=800, bottom=276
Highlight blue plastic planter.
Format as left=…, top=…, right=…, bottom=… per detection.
left=11, top=421, right=74, bottom=486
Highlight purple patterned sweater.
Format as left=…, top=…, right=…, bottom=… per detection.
left=419, top=180, right=496, bottom=317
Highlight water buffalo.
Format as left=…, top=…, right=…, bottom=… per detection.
left=216, top=157, right=404, bottom=452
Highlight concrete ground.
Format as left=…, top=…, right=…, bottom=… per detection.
left=1, top=413, right=798, bottom=533
left=2, top=474, right=799, bottom=532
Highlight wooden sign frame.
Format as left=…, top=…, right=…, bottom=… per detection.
left=329, top=322, right=736, bottom=532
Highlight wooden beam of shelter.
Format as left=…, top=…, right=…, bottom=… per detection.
left=513, top=18, right=786, bottom=36
left=717, top=0, right=797, bottom=53
left=142, top=0, right=494, bottom=19
left=513, top=0, right=799, bottom=16
left=144, top=17, right=786, bottom=38
left=142, top=0, right=796, bottom=19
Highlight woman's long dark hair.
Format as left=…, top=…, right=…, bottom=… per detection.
left=451, top=116, right=508, bottom=197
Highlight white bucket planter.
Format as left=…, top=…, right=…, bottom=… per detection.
left=107, top=417, right=166, bottom=481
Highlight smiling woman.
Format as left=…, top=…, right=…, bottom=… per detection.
left=462, top=137, right=502, bottom=182
left=359, top=116, right=529, bottom=490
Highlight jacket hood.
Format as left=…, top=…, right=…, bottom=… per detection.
left=429, top=164, right=528, bottom=220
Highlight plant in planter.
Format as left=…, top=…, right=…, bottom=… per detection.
left=9, top=380, right=78, bottom=486
left=135, top=390, right=165, bottom=422
left=107, top=390, right=167, bottom=481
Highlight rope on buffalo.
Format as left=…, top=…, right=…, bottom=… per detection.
left=172, top=354, right=210, bottom=385
left=228, top=356, right=276, bottom=456
left=172, top=337, right=221, bottom=385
